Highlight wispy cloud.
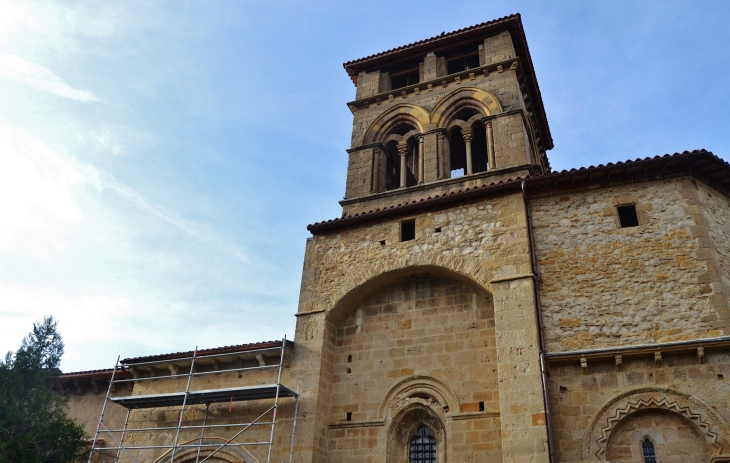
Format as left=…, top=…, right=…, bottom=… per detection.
left=0, top=54, right=101, bottom=102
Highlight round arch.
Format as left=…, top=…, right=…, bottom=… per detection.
left=386, top=402, right=447, bottom=463
left=584, top=387, right=729, bottom=461
left=154, top=437, right=259, bottom=463
left=362, top=104, right=430, bottom=145
left=324, top=262, right=494, bottom=325
left=430, top=87, right=503, bottom=129
left=379, top=375, right=460, bottom=420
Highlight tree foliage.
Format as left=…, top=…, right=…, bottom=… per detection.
left=0, top=316, right=87, bottom=462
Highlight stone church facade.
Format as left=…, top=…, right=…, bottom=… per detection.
left=60, top=13, right=730, bottom=463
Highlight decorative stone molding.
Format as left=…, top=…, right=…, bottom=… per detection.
left=584, top=387, right=730, bottom=461
left=362, top=104, right=430, bottom=145
left=325, top=262, right=494, bottom=325
left=378, top=375, right=459, bottom=420
left=430, top=87, right=503, bottom=128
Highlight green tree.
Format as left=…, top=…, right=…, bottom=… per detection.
left=0, top=316, right=87, bottom=462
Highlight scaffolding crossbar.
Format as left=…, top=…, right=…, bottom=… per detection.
left=87, top=337, right=299, bottom=463
left=110, top=384, right=298, bottom=409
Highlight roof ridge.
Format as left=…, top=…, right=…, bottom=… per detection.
left=343, top=14, right=520, bottom=67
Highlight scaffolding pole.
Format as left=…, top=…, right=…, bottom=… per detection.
left=87, top=356, right=119, bottom=463
left=87, top=338, right=298, bottom=463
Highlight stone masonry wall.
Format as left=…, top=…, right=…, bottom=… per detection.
left=326, top=274, right=500, bottom=462
left=547, top=350, right=730, bottom=463
left=300, top=194, right=532, bottom=316
left=532, top=179, right=728, bottom=353
left=483, top=32, right=516, bottom=65
left=698, top=182, right=730, bottom=316
left=299, top=191, right=551, bottom=463
left=345, top=147, right=374, bottom=199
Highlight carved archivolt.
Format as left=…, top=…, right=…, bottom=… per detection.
left=363, top=104, right=431, bottom=144
left=430, top=87, right=503, bottom=128
left=379, top=375, right=459, bottom=420
left=584, top=387, right=729, bottom=461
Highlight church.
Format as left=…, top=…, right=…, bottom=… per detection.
left=60, top=13, right=730, bottom=463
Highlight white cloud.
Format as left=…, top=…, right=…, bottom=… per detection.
left=0, top=122, right=85, bottom=255
left=0, top=54, right=101, bottom=102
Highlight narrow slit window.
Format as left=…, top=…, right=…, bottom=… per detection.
left=617, top=204, right=639, bottom=228
left=642, top=439, right=656, bottom=463
left=346, top=412, right=352, bottom=421
left=401, top=220, right=416, bottom=242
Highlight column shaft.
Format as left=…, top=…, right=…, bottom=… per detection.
left=398, top=142, right=408, bottom=188
left=487, top=121, right=496, bottom=170
left=462, top=129, right=473, bottom=175
left=418, top=136, right=424, bottom=184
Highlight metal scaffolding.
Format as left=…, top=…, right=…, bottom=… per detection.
left=88, top=337, right=299, bottom=463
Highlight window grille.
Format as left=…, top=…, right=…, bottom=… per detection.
left=410, top=425, right=436, bottom=463
left=642, top=439, right=656, bottom=463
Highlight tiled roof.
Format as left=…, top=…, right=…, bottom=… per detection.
left=59, top=368, right=125, bottom=380
left=308, top=150, right=730, bottom=235
left=343, top=14, right=519, bottom=68
left=120, top=339, right=293, bottom=365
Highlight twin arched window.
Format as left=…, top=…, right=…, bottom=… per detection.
left=409, top=425, right=436, bottom=463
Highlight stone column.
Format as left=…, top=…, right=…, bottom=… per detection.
left=397, top=141, right=408, bottom=188
left=487, top=121, right=496, bottom=170
left=437, top=133, right=446, bottom=179
left=462, top=129, right=473, bottom=175
left=418, top=136, right=424, bottom=184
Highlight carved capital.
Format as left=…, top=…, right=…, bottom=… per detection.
left=397, top=142, right=408, bottom=157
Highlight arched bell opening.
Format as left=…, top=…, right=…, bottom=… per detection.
left=404, top=135, right=420, bottom=187
left=448, top=127, right=466, bottom=178
left=385, top=140, right=402, bottom=191
left=470, top=120, right=488, bottom=173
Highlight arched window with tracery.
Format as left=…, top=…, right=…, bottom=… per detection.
left=409, top=425, right=436, bottom=463
left=642, top=438, right=656, bottom=463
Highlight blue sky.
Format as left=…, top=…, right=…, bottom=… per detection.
left=1, top=1, right=728, bottom=372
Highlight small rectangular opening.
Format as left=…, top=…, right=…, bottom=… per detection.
left=391, top=69, right=419, bottom=90
left=380, top=240, right=386, bottom=246
left=434, top=227, right=442, bottom=233
left=719, top=374, right=725, bottom=380
left=447, top=54, right=480, bottom=74
left=617, top=204, right=639, bottom=228
left=401, top=220, right=416, bottom=242
left=346, top=412, right=352, bottom=421
left=478, top=401, right=485, bottom=412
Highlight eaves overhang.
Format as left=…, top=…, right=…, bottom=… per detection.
left=307, top=150, right=730, bottom=235
left=120, top=340, right=294, bottom=365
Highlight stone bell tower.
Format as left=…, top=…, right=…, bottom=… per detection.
left=338, top=14, right=552, bottom=216
left=291, top=14, right=555, bottom=463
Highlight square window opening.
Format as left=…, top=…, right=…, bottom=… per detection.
left=401, top=220, right=416, bottom=242
left=434, top=227, right=442, bottom=233
left=617, top=204, right=639, bottom=228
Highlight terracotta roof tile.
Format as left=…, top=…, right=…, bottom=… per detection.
left=343, top=14, right=519, bottom=67
left=308, top=150, right=728, bottom=234
left=120, top=339, right=293, bottom=364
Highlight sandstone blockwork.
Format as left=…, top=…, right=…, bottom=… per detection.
left=63, top=14, right=730, bottom=463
